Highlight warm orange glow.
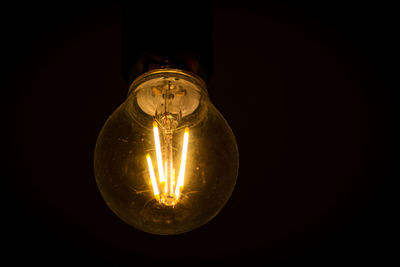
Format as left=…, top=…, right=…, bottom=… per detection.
left=153, top=121, right=165, bottom=184
left=147, top=123, right=189, bottom=205
left=174, top=128, right=189, bottom=199
left=146, top=154, right=160, bottom=201
left=172, top=167, right=176, bottom=187
left=164, top=161, right=168, bottom=193
left=170, top=161, right=174, bottom=195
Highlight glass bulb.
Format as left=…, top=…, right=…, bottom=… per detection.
left=94, top=69, right=238, bottom=235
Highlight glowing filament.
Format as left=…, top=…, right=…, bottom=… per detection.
left=153, top=121, right=165, bottom=185
left=146, top=154, right=160, bottom=201
left=174, top=128, right=189, bottom=198
left=164, top=161, right=168, bottom=193
left=170, top=161, right=174, bottom=194
left=147, top=122, right=189, bottom=205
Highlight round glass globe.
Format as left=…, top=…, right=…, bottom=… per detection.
left=94, top=69, right=238, bottom=235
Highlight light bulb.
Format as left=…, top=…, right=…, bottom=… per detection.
left=94, top=69, right=238, bottom=235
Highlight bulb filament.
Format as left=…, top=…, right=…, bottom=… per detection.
left=146, top=121, right=189, bottom=206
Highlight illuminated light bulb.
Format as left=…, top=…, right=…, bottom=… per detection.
left=94, top=68, right=238, bottom=235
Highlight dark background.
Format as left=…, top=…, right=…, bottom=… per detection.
left=2, top=1, right=398, bottom=265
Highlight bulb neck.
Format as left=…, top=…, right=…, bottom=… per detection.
left=127, top=51, right=208, bottom=86
left=128, top=68, right=208, bottom=96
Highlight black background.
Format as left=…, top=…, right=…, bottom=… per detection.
left=2, top=1, right=398, bottom=265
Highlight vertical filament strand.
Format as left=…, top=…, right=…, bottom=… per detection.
left=170, top=161, right=173, bottom=195
left=146, top=154, right=160, bottom=201
left=153, top=121, right=165, bottom=185
left=175, top=127, right=189, bottom=198
left=164, top=161, right=168, bottom=193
